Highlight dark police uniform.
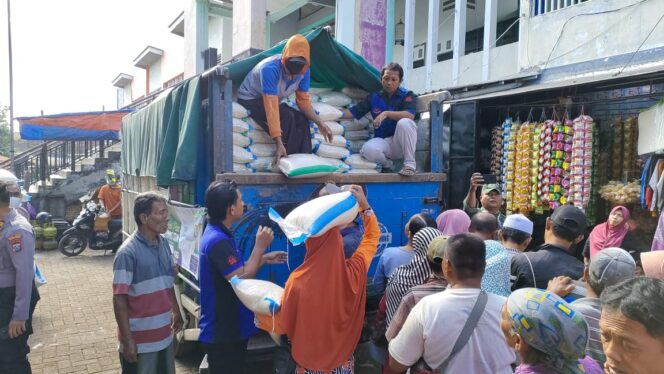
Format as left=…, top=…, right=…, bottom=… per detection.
left=0, top=209, right=39, bottom=373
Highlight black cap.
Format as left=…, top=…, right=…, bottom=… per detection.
left=551, top=205, right=587, bottom=237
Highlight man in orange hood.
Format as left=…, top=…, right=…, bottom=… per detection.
left=238, top=34, right=332, bottom=164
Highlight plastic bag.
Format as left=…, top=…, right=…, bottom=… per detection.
left=233, top=163, right=256, bottom=173
left=35, top=263, right=46, bottom=288
left=233, top=132, right=253, bottom=147
left=248, top=143, right=277, bottom=157
left=313, top=134, right=350, bottom=149
left=233, top=118, right=253, bottom=133
left=278, top=153, right=344, bottom=179
left=233, top=145, right=256, bottom=163
left=313, top=143, right=350, bottom=160
left=312, top=103, right=343, bottom=121
left=269, top=191, right=359, bottom=245
left=233, top=102, right=249, bottom=118
left=345, top=154, right=381, bottom=170
left=317, top=91, right=352, bottom=107
left=230, top=276, right=284, bottom=315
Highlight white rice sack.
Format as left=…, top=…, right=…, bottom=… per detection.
left=230, top=276, right=284, bottom=315
left=233, top=163, right=256, bottom=173
left=247, top=128, right=275, bottom=144
left=312, top=103, right=343, bottom=121
left=233, top=132, right=253, bottom=147
left=348, top=140, right=365, bottom=154
left=341, top=119, right=369, bottom=132
left=278, top=153, right=345, bottom=179
left=348, top=169, right=380, bottom=174
left=309, top=87, right=334, bottom=95
left=320, top=157, right=351, bottom=172
left=233, top=118, right=253, bottom=133
left=313, top=143, right=350, bottom=160
left=313, top=134, right=350, bottom=149
left=342, top=86, right=370, bottom=100
left=312, top=121, right=344, bottom=136
left=233, top=102, right=249, bottom=118
left=249, top=157, right=274, bottom=172
left=269, top=190, right=359, bottom=245
left=345, top=154, right=381, bottom=171
left=233, top=145, right=256, bottom=163
left=345, top=130, right=371, bottom=141
left=248, top=143, right=277, bottom=157
left=317, top=91, right=352, bottom=108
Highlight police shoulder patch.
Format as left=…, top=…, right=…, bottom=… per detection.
left=8, top=233, right=22, bottom=252
left=404, top=96, right=413, bottom=102
left=227, top=255, right=238, bottom=266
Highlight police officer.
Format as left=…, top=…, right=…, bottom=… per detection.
left=0, top=181, right=39, bottom=373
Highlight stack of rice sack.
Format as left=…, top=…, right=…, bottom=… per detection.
left=232, top=102, right=257, bottom=173
left=569, top=114, right=594, bottom=212
left=309, top=101, right=350, bottom=172
left=246, top=126, right=277, bottom=172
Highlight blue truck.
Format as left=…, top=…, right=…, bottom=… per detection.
left=119, top=28, right=450, bottom=359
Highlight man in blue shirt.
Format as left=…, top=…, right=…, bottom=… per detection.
left=198, top=180, right=287, bottom=373
left=341, top=63, right=418, bottom=176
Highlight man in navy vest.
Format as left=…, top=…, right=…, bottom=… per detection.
left=341, top=62, right=418, bottom=176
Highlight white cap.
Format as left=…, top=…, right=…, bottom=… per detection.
left=503, top=214, right=534, bottom=235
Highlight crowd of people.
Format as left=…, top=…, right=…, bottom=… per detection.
left=105, top=171, right=664, bottom=374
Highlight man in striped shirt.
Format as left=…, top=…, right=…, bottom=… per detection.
left=112, top=193, right=183, bottom=374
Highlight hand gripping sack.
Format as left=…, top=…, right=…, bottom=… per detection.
left=278, top=153, right=344, bottom=178
left=233, top=145, right=256, bottom=163
left=233, top=132, right=253, bottom=147
left=230, top=276, right=284, bottom=315
left=312, top=102, right=343, bottom=121
left=269, top=191, right=359, bottom=245
left=233, top=102, right=249, bottom=118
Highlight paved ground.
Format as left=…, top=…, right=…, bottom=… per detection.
left=28, top=249, right=202, bottom=374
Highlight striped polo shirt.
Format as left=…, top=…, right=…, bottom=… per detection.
left=112, top=230, right=175, bottom=353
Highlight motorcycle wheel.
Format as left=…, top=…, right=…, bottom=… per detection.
left=58, top=232, right=88, bottom=257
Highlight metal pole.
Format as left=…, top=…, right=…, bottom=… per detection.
left=7, top=0, right=15, bottom=171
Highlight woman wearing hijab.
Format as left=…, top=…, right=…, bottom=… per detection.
left=256, top=186, right=380, bottom=372
left=501, top=288, right=603, bottom=374
left=373, top=213, right=437, bottom=293
left=481, top=240, right=511, bottom=297
left=583, top=206, right=646, bottom=260
left=384, top=227, right=443, bottom=325
left=435, top=209, right=471, bottom=236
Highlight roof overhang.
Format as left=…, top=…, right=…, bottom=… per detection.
left=169, top=12, right=185, bottom=37
left=112, top=73, right=133, bottom=88
left=133, top=46, right=164, bottom=69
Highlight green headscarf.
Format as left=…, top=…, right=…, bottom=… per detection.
left=506, top=288, right=589, bottom=374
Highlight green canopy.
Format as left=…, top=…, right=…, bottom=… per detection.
left=226, top=28, right=382, bottom=92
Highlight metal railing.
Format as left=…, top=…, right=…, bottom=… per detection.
left=1, top=139, right=120, bottom=188
left=531, top=0, right=590, bottom=16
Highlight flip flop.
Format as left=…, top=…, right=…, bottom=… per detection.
left=398, top=166, right=416, bottom=177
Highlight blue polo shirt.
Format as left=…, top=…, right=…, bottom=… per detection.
left=198, top=223, right=257, bottom=343
left=349, top=87, right=417, bottom=138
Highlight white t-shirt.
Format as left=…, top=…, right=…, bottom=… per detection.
left=388, top=288, right=516, bottom=373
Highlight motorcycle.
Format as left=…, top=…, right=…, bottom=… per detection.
left=58, top=201, right=123, bottom=256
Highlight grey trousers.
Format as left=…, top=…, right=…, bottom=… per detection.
left=119, top=342, right=175, bottom=374
left=360, top=118, right=417, bottom=170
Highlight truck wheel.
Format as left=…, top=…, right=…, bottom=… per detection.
left=58, top=232, right=88, bottom=257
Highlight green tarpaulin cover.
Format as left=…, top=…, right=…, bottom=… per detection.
left=121, top=28, right=381, bottom=187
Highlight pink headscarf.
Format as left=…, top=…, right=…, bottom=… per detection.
left=588, top=206, right=631, bottom=258
left=436, top=209, right=471, bottom=236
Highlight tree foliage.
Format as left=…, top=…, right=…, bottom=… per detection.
left=0, top=106, right=10, bottom=157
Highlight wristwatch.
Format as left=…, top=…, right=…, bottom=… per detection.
left=359, top=208, right=374, bottom=217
